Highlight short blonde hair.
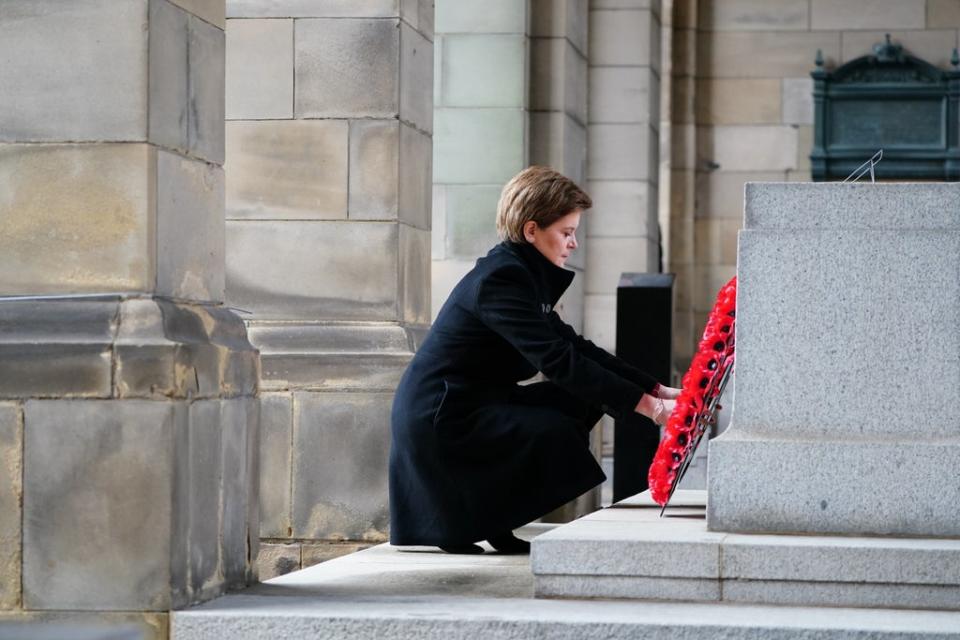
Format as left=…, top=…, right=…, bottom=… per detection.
left=495, top=166, right=592, bottom=243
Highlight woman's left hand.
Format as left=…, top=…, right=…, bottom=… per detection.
left=654, top=384, right=681, bottom=399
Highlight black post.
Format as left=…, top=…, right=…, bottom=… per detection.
left=613, top=273, right=674, bottom=503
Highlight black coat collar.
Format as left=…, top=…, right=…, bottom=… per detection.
left=500, top=241, right=575, bottom=305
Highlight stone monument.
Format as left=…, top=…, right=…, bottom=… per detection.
left=533, top=182, right=960, bottom=612
left=0, top=1, right=260, bottom=636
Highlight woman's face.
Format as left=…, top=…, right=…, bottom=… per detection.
left=524, top=209, right=582, bottom=268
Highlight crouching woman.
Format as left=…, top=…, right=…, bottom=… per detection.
left=389, top=166, right=677, bottom=554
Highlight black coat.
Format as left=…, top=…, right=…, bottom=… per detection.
left=389, top=241, right=659, bottom=546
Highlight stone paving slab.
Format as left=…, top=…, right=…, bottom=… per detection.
left=173, top=518, right=960, bottom=639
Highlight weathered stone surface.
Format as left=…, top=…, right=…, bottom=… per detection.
left=587, top=124, right=656, bottom=181
left=226, top=120, right=348, bottom=220
left=186, top=399, right=223, bottom=600
left=22, top=400, right=176, bottom=610
left=531, top=38, right=588, bottom=125
left=433, top=108, right=526, bottom=184
left=438, top=34, right=525, bottom=108
left=530, top=112, right=588, bottom=186
left=582, top=293, right=616, bottom=352
left=221, top=397, right=258, bottom=585
left=586, top=180, right=655, bottom=238
left=149, top=0, right=190, bottom=154
left=0, top=404, right=21, bottom=609
left=301, top=542, right=372, bottom=568
left=585, top=238, right=656, bottom=295
left=400, top=224, right=431, bottom=326
left=700, top=31, right=840, bottom=78
left=442, top=184, right=502, bottom=258
left=157, top=150, right=225, bottom=302
left=257, top=543, right=300, bottom=581
left=400, top=22, right=433, bottom=133
left=811, top=0, right=924, bottom=29
left=349, top=120, right=399, bottom=221
left=295, top=18, right=399, bottom=118
left=227, top=0, right=400, bottom=18
left=0, top=0, right=148, bottom=142
left=699, top=0, right=808, bottom=31
left=188, top=15, right=226, bottom=164
left=0, top=144, right=154, bottom=295
left=399, top=124, right=433, bottom=230
left=0, top=612, right=167, bottom=640
left=589, top=67, right=657, bottom=124
left=702, top=126, right=797, bottom=172
left=227, top=221, right=399, bottom=321
left=259, top=353, right=412, bottom=391
left=258, top=393, right=292, bottom=539
left=172, top=0, right=226, bottom=28
left=435, top=0, right=526, bottom=33
left=291, top=392, right=392, bottom=541
left=226, top=18, right=294, bottom=120
left=531, top=0, right=588, bottom=55
left=928, top=0, right=960, bottom=27
left=695, top=79, right=780, bottom=125
left=589, top=9, right=659, bottom=68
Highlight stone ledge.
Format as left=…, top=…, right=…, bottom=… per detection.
left=532, top=490, right=960, bottom=611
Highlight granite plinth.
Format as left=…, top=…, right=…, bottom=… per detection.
left=532, top=491, right=960, bottom=611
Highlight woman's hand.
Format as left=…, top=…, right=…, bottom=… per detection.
left=654, top=383, right=681, bottom=399
left=635, top=393, right=675, bottom=426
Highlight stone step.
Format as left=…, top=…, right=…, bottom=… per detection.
left=171, top=524, right=960, bottom=640
left=531, top=490, right=960, bottom=611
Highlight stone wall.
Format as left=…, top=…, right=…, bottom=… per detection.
left=0, top=1, right=259, bottom=637
left=223, top=0, right=434, bottom=578
left=670, top=0, right=960, bottom=365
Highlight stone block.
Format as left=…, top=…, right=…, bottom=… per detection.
left=259, top=353, right=412, bottom=392
left=531, top=37, right=589, bottom=125
left=0, top=404, right=20, bottom=609
left=226, top=221, right=399, bottom=321
left=536, top=574, right=718, bottom=600
left=586, top=181, right=654, bottom=238
left=795, top=125, right=812, bottom=171
left=258, top=393, right=292, bottom=539
left=295, top=18, right=399, bottom=119
left=226, top=120, right=348, bottom=220
left=722, top=580, right=960, bottom=611
left=349, top=120, right=400, bottom=221
left=400, top=225, right=432, bottom=326
left=700, top=31, right=840, bottom=78
left=433, top=108, right=526, bottom=184
left=672, top=76, right=695, bottom=125
left=0, top=0, right=148, bottom=142
left=697, top=170, right=784, bottom=219
left=781, top=77, right=813, bottom=125
left=186, top=400, right=223, bottom=599
left=695, top=79, right=780, bottom=125
left=0, top=612, right=167, bottom=640
left=227, top=0, right=400, bottom=18
left=530, top=112, right=588, bottom=185
left=22, top=400, right=177, bottom=610
left=699, top=0, right=808, bottom=31
left=257, top=543, right=301, bottom=581
left=188, top=15, right=226, bottom=164
left=434, top=0, right=526, bottom=33
left=221, top=398, right=257, bottom=585
left=172, top=0, right=226, bottom=28
left=841, top=30, right=958, bottom=68
left=444, top=185, right=500, bottom=259
left=156, top=150, right=225, bottom=302
left=585, top=237, right=656, bottom=295
left=431, top=259, right=475, bottom=319
left=589, top=9, right=659, bottom=68
left=587, top=124, right=656, bottom=181
left=701, top=126, right=797, bottom=172
left=811, top=0, right=924, bottom=30
left=399, top=124, right=433, bottom=230
left=291, top=392, right=392, bottom=541
left=531, top=0, right=588, bottom=55
left=226, top=18, right=294, bottom=120
left=400, top=22, right=433, bottom=134
left=589, top=67, right=658, bottom=124
left=438, top=34, right=526, bottom=108
left=0, top=144, right=154, bottom=295
left=928, top=0, right=960, bottom=27
left=149, top=0, right=190, bottom=154
left=582, top=293, right=616, bottom=352
left=693, top=218, right=739, bottom=265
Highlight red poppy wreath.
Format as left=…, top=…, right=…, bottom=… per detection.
left=648, top=276, right=737, bottom=507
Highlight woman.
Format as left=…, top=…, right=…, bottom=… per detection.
left=389, top=166, right=678, bottom=554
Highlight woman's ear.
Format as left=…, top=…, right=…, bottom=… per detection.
left=522, top=220, right=538, bottom=243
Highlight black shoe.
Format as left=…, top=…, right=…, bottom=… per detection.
left=439, top=543, right=484, bottom=554
left=486, top=532, right=530, bottom=554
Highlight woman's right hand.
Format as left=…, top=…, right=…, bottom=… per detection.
left=635, top=393, right=675, bottom=426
